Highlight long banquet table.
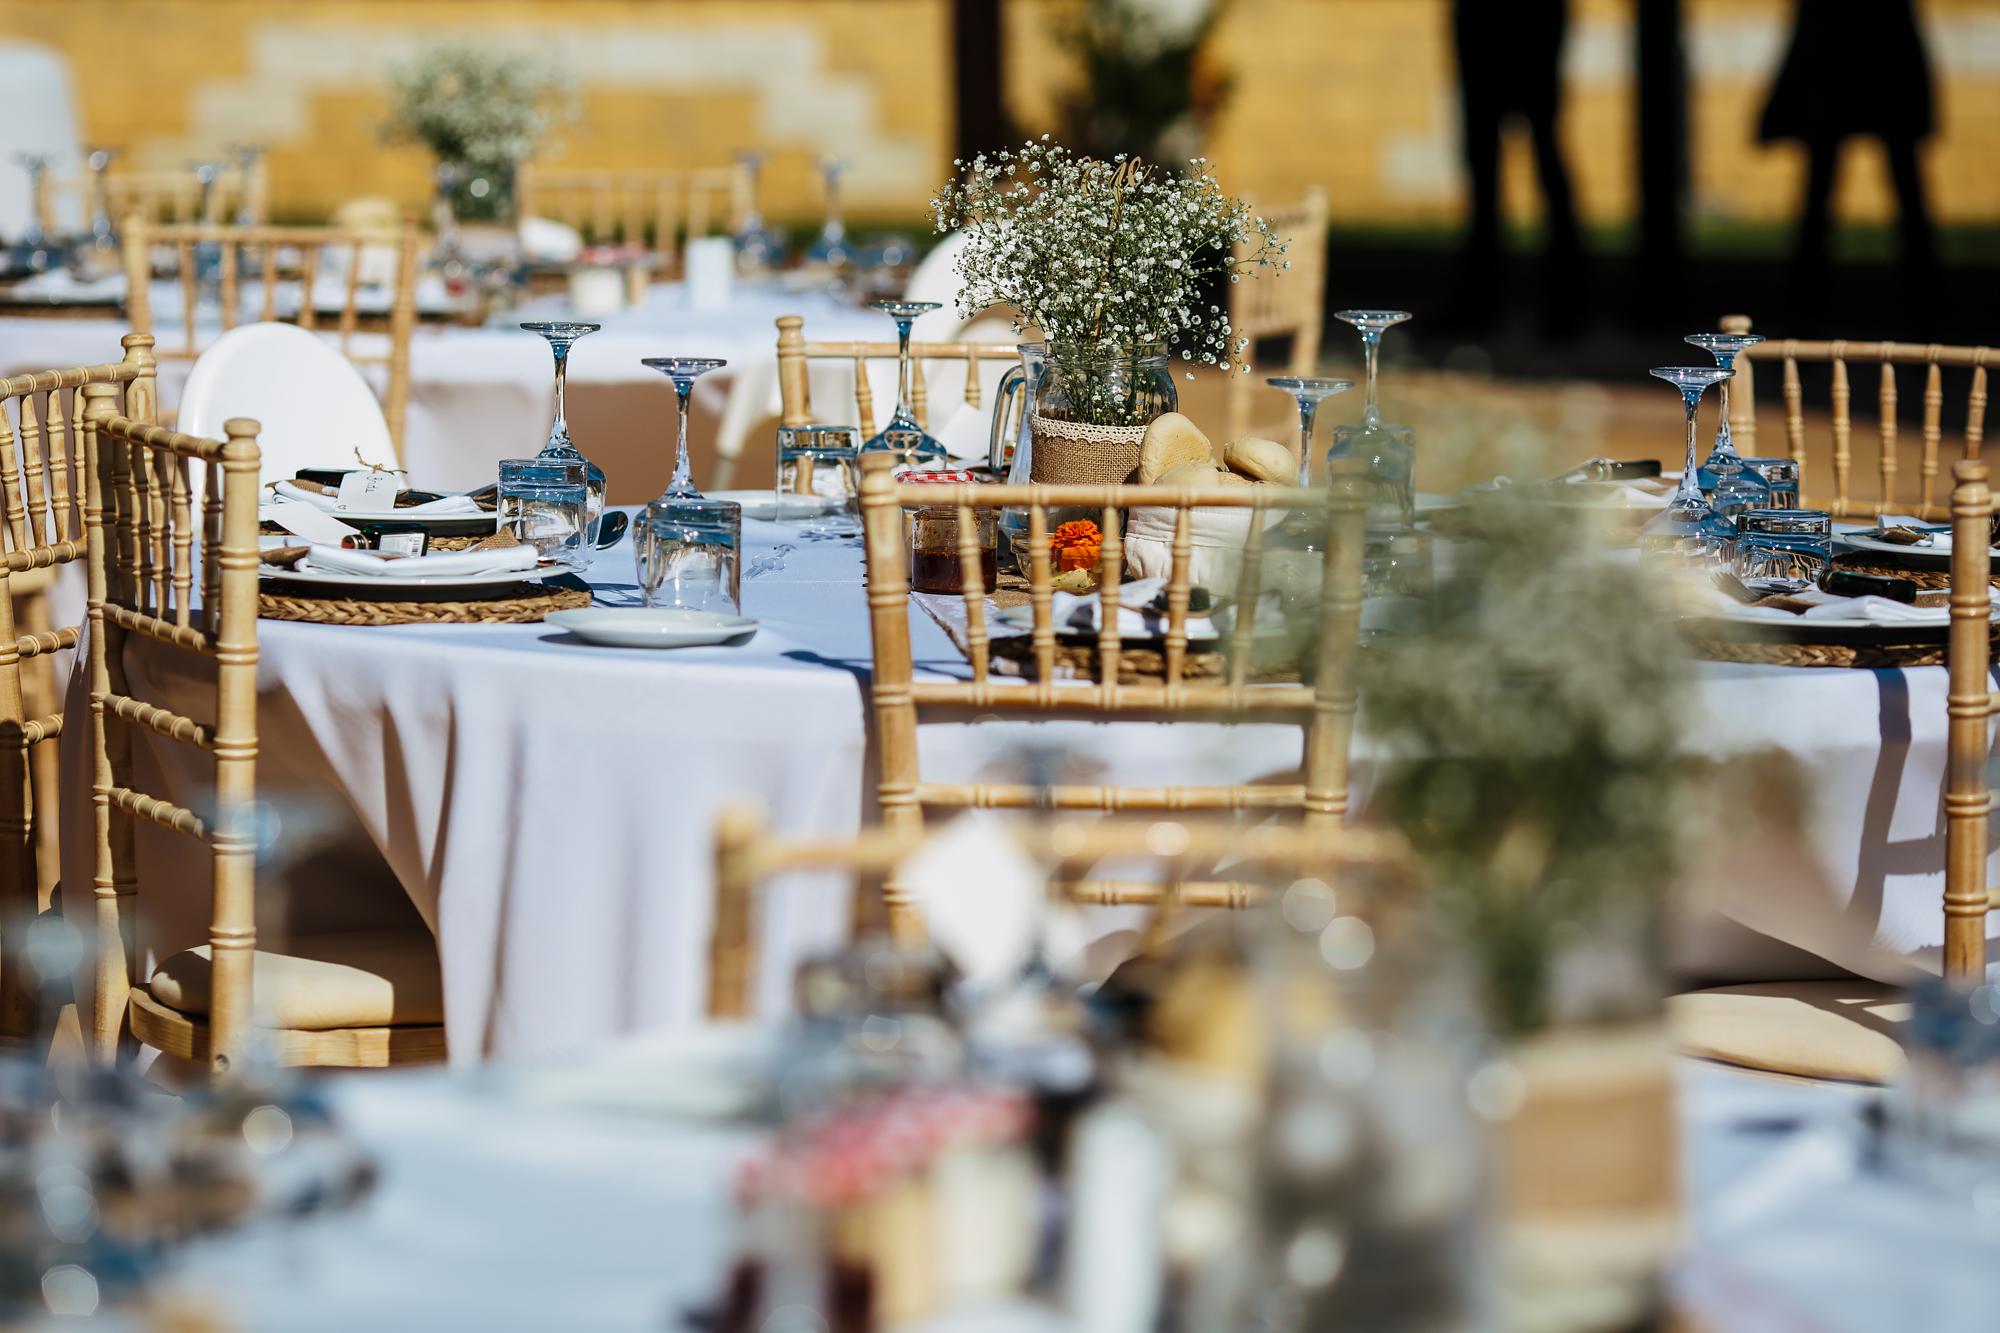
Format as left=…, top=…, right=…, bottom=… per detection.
left=58, top=512, right=2000, bottom=1066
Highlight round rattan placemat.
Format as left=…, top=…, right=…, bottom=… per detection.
left=258, top=582, right=591, bottom=626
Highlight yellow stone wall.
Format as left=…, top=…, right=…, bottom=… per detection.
left=2, top=0, right=1995, bottom=229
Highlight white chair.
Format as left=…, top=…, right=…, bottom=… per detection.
left=0, top=42, right=83, bottom=241
left=177, top=322, right=399, bottom=491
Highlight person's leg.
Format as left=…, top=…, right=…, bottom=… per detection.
left=1527, top=105, right=1588, bottom=327
left=1457, top=91, right=1505, bottom=326
left=1793, top=136, right=1840, bottom=314
left=1884, top=136, right=1939, bottom=307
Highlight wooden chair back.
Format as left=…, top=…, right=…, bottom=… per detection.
left=516, top=163, right=746, bottom=271
left=707, top=801, right=1408, bottom=1018
left=53, top=160, right=268, bottom=228
left=122, top=216, right=420, bottom=461
left=0, top=336, right=158, bottom=1037
left=78, top=385, right=261, bottom=1073
left=1226, top=187, right=1330, bottom=440
left=856, top=451, right=1365, bottom=943
left=777, top=314, right=1007, bottom=440
left=1945, top=459, right=1993, bottom=988
left=1726, top=314, right=1993, bottom=520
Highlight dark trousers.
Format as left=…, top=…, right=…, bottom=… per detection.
left=1458, top=93, right=1587, bottom=325
left=1793, top=134, right=1937, bottom=306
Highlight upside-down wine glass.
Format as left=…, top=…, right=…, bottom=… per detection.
left=732, top=150, right=781, bottom=277
left=1686, top=331, right=1771, bottom=514
left=1267, top=377, right=1354, bottom=486
left=637, top=357, right=739, bottom=609
left=1640, top=366, right=1737, bottom=566
left=861, top=300, right=948, bottom=468
left=9, top=154, right=56, bottom=275
left=66, top=148, right=118, bottom=282
left=1326, top=310, right=1418, bottom=528
left=806, top=157, right=851, bottom=269
left=520, top=322, right=609, bottom=544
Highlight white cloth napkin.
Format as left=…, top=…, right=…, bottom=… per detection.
left=1798, top=594, right=1945, bottom=624
left=272, top=480, right=483, bottom=516
left=298, top=544, right=542, bottom=579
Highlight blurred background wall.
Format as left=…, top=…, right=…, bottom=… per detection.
left=6, top=0, right=1996, bottom=241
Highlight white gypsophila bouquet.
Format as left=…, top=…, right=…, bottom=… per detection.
left=932, top=139, right=1284, bottom=379
left=385, top=45, right=571, bottom=168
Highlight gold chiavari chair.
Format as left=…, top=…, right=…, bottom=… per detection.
left=854, top=451, right=1365, bottom=944
left=1723, top=314, right=1993, bottom=521
left=0, top=336, right=159, bottom=1042
left=516, top=163, right=747, bottom=273
left=775, top=312, right=1009, bottom=451
left=78, top=388, right=445, bottom=1074
left=1226, top=187, right=1330, bottom=440
left=706, top=800, right=1407, bottom=1018
left=121, top=216, right=420, bottom=461
left=1671, top=459, right=1994, bottom=1084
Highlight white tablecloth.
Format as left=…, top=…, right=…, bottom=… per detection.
left=0, top=282, right=887, bottom=491
left=56, top=512, right=2000, bottom=1067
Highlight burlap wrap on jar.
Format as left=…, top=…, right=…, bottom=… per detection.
left=1028, top=413, right=1149, bottom=485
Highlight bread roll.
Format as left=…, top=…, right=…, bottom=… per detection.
left=1223, top=436, right=1298, bottom=485
left=1139, top=413, right=1216, bottom=483
left=1155, top=460, right=1224, bottom=489
left=1213, top=469, right=1254, bottom=487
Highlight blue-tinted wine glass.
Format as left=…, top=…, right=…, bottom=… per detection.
left=1686, top=331, right=1771, bottom=512
left=636, top=357, right=731, bottom=594
left=1640, top=366, right=1737, bottom=566
left=521, top=322, right=608, bottom=544
left=861, top=301, right=947, bottom=469
left=1326, top=310, right=1417, bottom=528
left=1267, top=376, right=1353, bottom=486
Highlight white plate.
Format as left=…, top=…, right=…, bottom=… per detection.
left=545, top=608, right=759, bottom=648
left=1696, top=602, right=1999, bottom=632
left=259, top=563, right=567, bottom=590
left=1839, top=526, right=1986, bottom=558
left=706, top=489, right=840, bottom=522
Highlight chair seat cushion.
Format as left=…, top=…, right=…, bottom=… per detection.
left=1669, top=980, right=1908, bottom=1085
left=149, top=928, right=442, bottom=1030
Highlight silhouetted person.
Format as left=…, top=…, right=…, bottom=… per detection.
left=1453, top=0, right=1586, bottom=329
left=1760, top=0, right=1937, bottom=310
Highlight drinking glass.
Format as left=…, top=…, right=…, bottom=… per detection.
left=805, top=157, right=851, bottom=270
left=637, top=356, right=730, bottom=591
left=1741, top=458, right=1801, bottom=508
left=776, top=424, right=861, bottom=532
left=1733, top=509, right=1832, bottom=592
left=521, top=322, right=609, bottom=545
left=1267, top=376, right=1353, bottom=486
left=1326, top=310, right=1417, bottom=528
left=638, top=500, right=742, bottom=613
left=1686, top=332, right=1773, bottom=509
left=861, top=301, right=948, bottom=469
left=1639, top=367, right=1737, bottom=566
left=497, top=458, right=588, bottom=569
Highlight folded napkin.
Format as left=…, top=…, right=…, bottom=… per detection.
left=994, top=577, right=1220, bottom=640
left=272, top=480, right=483, bottom=516
left=1797, top=594, right=1946, bottom=624
left=298, top=544, right=542, bottom=579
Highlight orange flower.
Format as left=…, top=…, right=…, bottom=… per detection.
left=1050, top=520, right=1100, bottom=550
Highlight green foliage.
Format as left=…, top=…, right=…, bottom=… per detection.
left=1359, top=504, right=1694, bottom=1035
left=1052, top=0, right=1228, bottom=165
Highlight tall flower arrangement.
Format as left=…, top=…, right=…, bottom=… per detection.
left=385, top=46, right=572, bottom=222
left=933, top=140, right=1282, bottom=426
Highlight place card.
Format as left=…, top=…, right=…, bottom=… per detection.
left=334, top=469, right=401, bottom=511
left=262, top=500, right=360, bottom=547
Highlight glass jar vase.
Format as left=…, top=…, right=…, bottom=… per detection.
left=1028, top=342, right=1177, bottom=485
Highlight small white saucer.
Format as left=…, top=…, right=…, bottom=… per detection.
left=546, top=608, right=758, bottom=648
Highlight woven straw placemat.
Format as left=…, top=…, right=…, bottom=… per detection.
left=259, top=581, right=590, bottom=626
left=1687, top=554, right=2000, bottom=667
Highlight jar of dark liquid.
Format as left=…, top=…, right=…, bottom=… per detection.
left=908, top=504, right=997, bottom=593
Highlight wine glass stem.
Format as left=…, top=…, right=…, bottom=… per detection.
left=1362, top=331, right=1382, bottom=420
left=896, top=316, right=915, bottom=422
left=1681, top=391, right=1704, bottom=501
left=551, top=346, right=570, bottom=447
left=673, top=383, right=694, bottom=491
left=1299, top=398, right=1316, bottom=486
